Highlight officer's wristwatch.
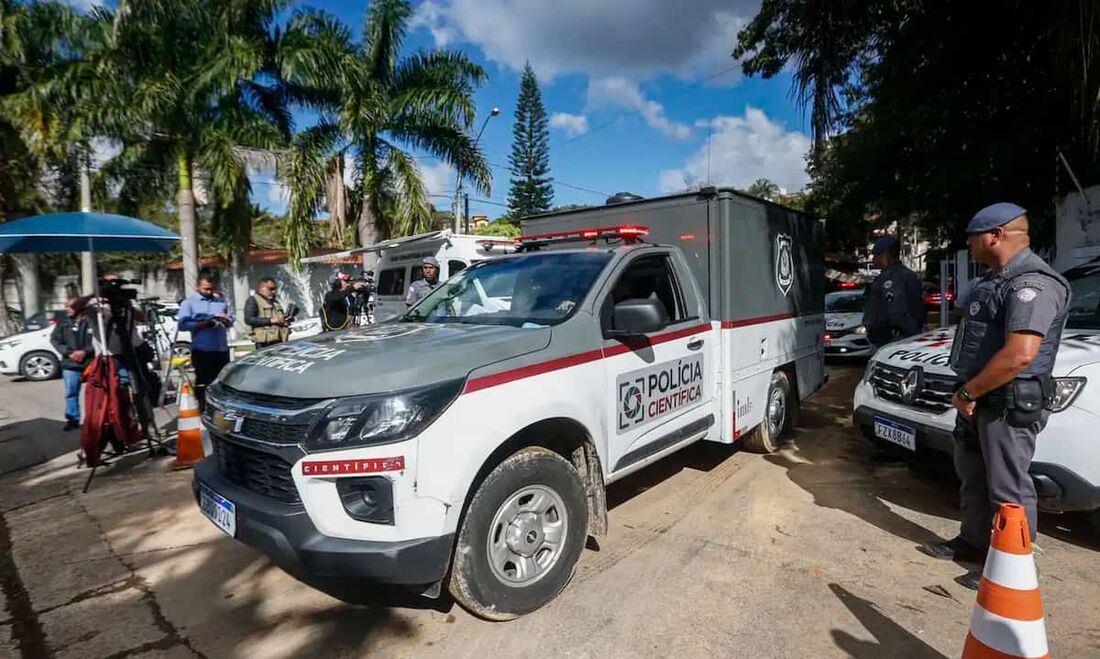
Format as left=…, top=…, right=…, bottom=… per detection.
left=957, top=387, right=976, bottom=403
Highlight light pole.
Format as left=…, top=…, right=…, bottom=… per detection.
left=453, top=106, right=500, bottom=233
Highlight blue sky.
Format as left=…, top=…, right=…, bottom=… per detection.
left=80, top=0, right=813, bottom=223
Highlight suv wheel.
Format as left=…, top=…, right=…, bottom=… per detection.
left=20, top=351, right=60, bottom=381
left=449, top=447, right=588, bottom=620
left=741, top=370, right=793, bottom=453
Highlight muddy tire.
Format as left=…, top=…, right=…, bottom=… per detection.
left=448, top=447, right=588, bottom=621
left=741, top=370, right=793, bottom=454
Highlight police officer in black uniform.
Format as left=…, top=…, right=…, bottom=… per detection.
left=864, top=235, right=925, bottom=348
left=923, top=203, right=1070, bottom=589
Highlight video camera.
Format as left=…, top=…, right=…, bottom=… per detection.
left=99, top=277, right=140, bottom=301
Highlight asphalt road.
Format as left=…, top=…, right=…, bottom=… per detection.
left=1, top=366, right=1098, bottom=658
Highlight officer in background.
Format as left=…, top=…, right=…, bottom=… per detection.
left=244, top=277, right=288, bottom=349
left=864, top=235, right=925, bottom=348
left=405, top=257, right=441, bottom=307
left=923, top=203, right=1070, bottom=589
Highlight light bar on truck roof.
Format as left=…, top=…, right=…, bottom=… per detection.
left=516, top=225, right=650, bottom=249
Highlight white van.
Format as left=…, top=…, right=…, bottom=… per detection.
left=301, top=230, right=514, bottom=323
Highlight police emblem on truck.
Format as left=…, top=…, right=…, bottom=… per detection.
left=775, top=233, right=794, bottom=297
left=616, top=354, right=704, bottom=432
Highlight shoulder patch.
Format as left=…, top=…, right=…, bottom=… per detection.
left=1015, top=287, right=1039, bottom=303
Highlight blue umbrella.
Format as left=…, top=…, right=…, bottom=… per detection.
left=0, top=211, right=180, bottom=254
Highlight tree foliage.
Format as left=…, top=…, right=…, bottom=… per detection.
left=507, top=62, right=553, bottom=221
left=277, top=0, right=491, bottom=266
left=736, top=1, right=1100, bottom=252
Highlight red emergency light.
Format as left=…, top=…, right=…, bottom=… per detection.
left=839, top=281, right=857, bottom=289
left=516, top=225, right=650, bottom=249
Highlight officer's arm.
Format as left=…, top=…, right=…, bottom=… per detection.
left=962, top=332, right=1043, bottom=398
left=963, top=280, right=1062, bottom=397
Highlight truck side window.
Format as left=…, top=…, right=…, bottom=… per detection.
left=605, top=255, right=686, bottom=328
left=448, top=260, right=467, bottom=277
left=377, top=268, right=406, bottom=296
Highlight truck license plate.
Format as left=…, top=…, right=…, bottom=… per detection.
left=199, top=485, right=236, bottom=537
left=873, top=417, right=916, bottom=451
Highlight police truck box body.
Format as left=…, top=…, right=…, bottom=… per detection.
left=193, top=188, right=825, bottom=619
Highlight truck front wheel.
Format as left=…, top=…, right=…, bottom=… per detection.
left=449, top=447, right=588, bottom=620
left=741, top=370, right=793, bottom=454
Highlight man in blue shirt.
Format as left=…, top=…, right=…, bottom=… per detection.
left=178, top=276, right=234, bottom=411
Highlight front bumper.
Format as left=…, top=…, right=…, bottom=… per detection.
left=853, top=382, right=1100, bottom=513
left=193, top=459, right=454, bottom=590
left=825, top=335, right=873, bottom=357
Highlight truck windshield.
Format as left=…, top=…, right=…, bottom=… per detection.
left=1066, top=265, right=1100, bottom=330
left=403, top=251, right=613, bottom=327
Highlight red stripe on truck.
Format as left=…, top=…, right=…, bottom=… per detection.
left=462, top=323, right=711, bottom=394
left=721, top=312, right=797, bottom=328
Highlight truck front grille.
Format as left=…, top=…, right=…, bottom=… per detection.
left=213, top=438, right=299, bottom=504
left=871, top=363, right=955, bottom=414
left=239, top=417, right=312, bottom=445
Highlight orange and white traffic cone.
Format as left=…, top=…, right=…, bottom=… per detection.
left=170, top=382, right=205, bottom=470
left=962, top=503, right=1048, bottom=659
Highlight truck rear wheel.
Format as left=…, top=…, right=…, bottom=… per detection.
left=741, top=370, right=793, bottom=454
left=449, top=447, right=588, bottom=621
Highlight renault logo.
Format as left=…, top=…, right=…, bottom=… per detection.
left=900, top=367, right=923, bottom=404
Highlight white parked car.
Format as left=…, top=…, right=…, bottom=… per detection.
left=0, top=304, right=193, bottom=381
left=0, top=326, right=61, bottom=381
left=824, top=289, right=872, bottom=357
left=853, top=259, right=1100, bottom=530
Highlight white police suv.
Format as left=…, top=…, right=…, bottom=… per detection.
left=853, top=259, right=1100, bottom=530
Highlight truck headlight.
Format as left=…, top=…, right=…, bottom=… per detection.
left=1049, top=377, right=1086, bottom=412
left=306, top=378, right=465, bottom=451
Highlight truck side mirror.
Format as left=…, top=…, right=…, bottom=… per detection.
left=609, top=298, right=669, bottom=337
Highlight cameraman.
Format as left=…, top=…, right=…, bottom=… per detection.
left=244, top=277, right=288, bottom=349
left=85, top=274, right=146, bottom=375
left=178, top=276, right=233, bottom=411
left=321, top=273, right=368, bottom=331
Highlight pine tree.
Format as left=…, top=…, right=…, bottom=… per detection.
left=507, top=62, right=553, bottom=220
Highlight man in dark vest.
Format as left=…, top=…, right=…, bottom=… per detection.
left=244, top=277, right=289, bottom=350
left=922, top=203, right=1070, bottom=589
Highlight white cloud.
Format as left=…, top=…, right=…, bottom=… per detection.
left=90, top=138, right=121, bottom=169
left=659, top=107, right=811, bottom=193
left=549, top=113, right=589, bottom=138
left=587, top=77, right=692, bottom=140
left=65, top=0, right=103, bottom=11
left=412, top=0, right=755, bottom=84
left=418, top=160, right=455, bottom=201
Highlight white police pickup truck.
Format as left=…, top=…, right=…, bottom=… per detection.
left=193, top=189, right=826, bottom=619
left=853, top=259, right=1100, bottom=531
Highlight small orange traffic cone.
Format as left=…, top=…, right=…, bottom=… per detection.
left=171, top=382, right=205, bottom=470
left=962, top=503, right=1048, bottom=659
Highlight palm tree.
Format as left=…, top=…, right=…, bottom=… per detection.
left=733, top=0, right=873, bottom=162
left=80, top=0, right=292, bottom=291
left=0, top=0, right=88, bottom=323
left=278, top=0, right=491, bottom=266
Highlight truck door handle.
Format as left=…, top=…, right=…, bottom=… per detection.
left=687, top=338, right=704, bottom=351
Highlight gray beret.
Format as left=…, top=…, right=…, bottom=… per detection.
left=966, top=202, right=1026, bottom=234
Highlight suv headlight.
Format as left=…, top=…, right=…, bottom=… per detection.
left=1049, top=377, right=1086, bottom=412
left=305, top=378, right=465, bottom=451
left=853, top=325, right=867, bottom=335
left=862, top=359, right=877, bottom=384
